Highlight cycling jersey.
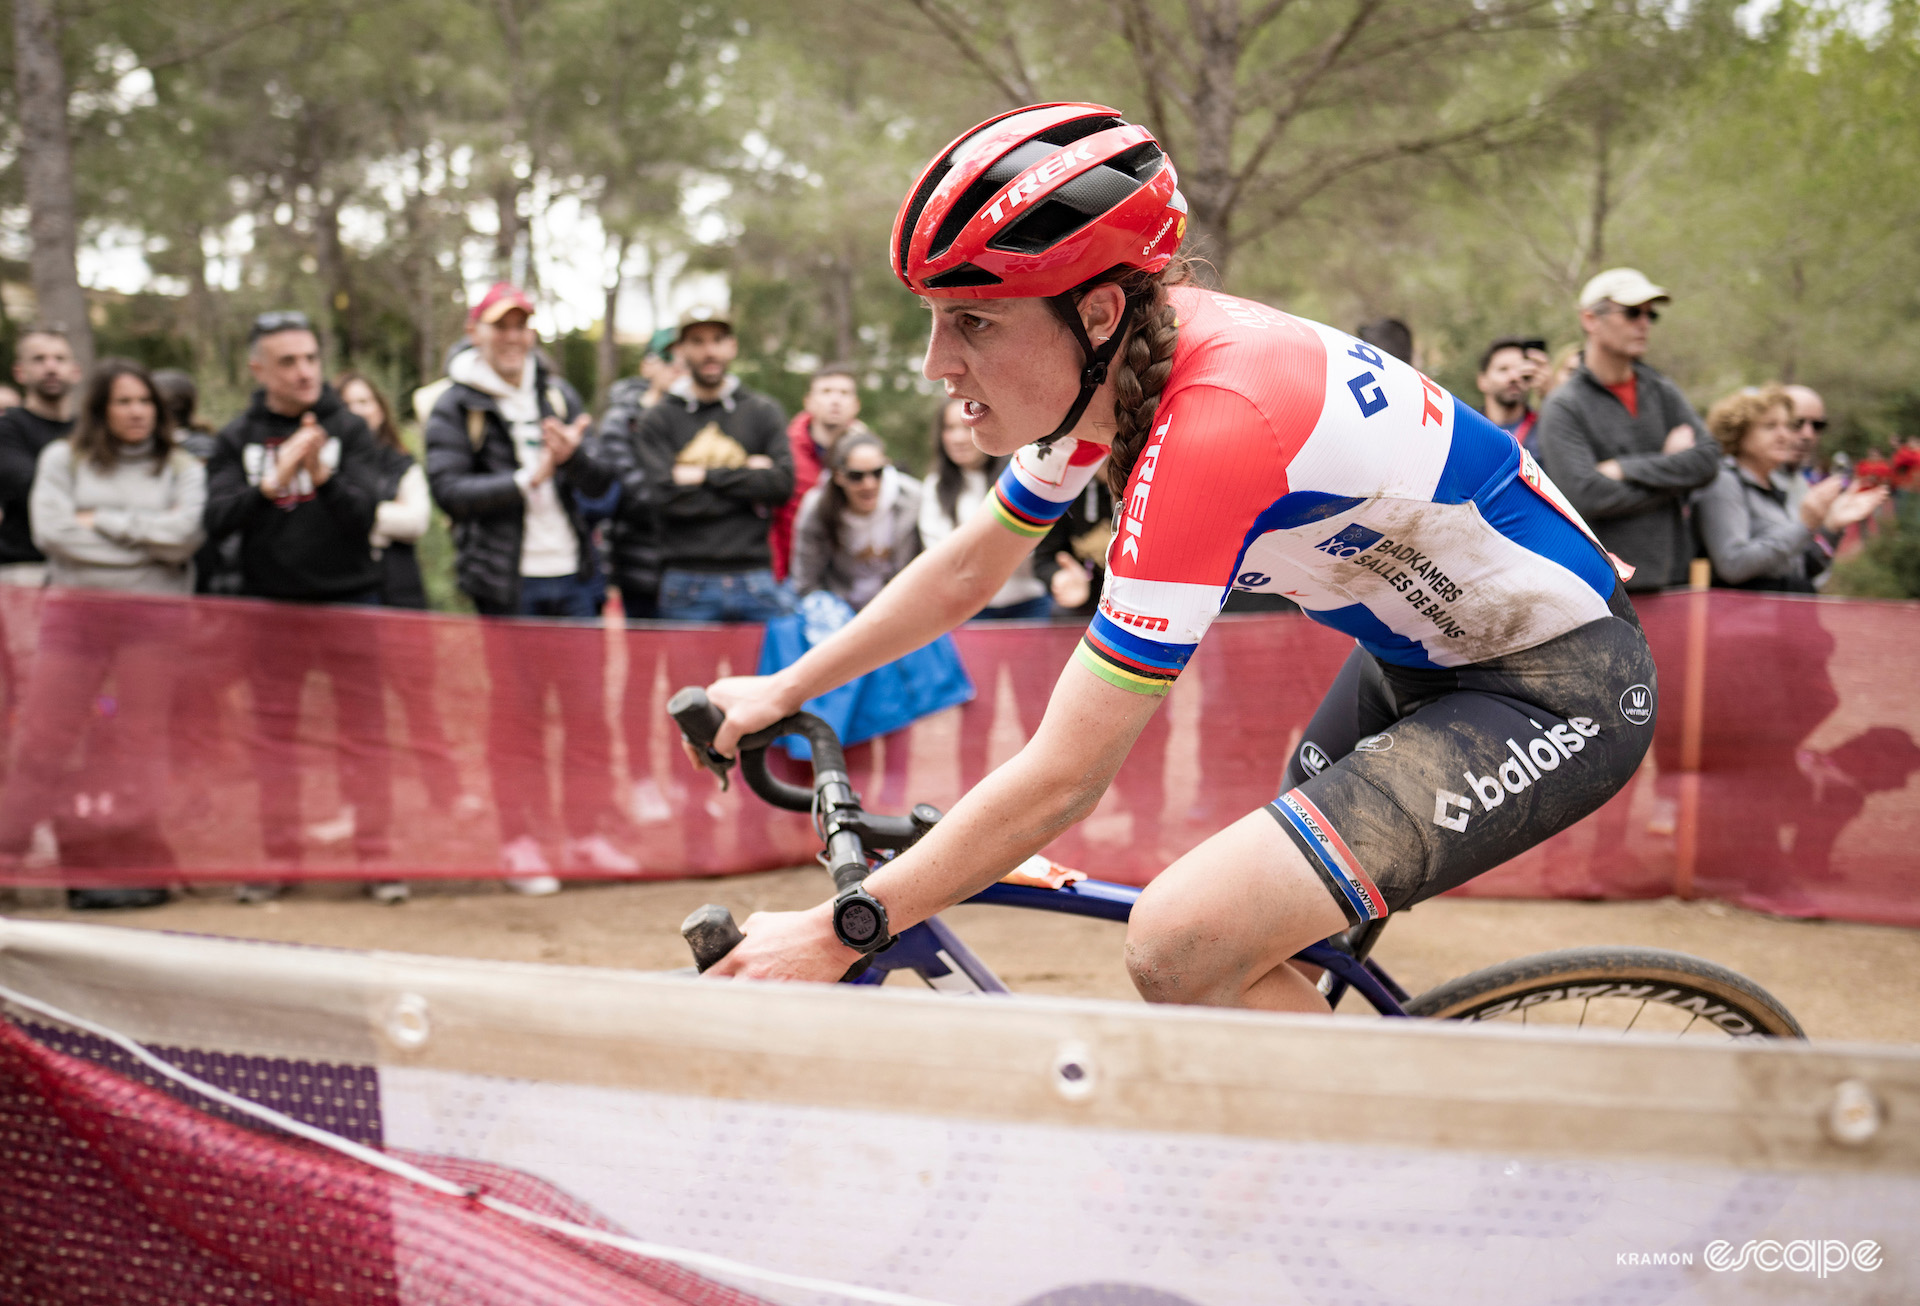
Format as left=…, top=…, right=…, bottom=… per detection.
left=989, top=286, right=1624, bottom=696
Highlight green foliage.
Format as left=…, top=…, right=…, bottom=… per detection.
left=1827, top=495, right=1920, bottom=599
left=416, top=508, right=475, bottom=614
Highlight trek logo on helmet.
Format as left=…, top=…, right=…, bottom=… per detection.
left=983, top=142, right=1097, bottom=225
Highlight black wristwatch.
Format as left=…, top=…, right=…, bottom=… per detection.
left=831, top=884, right=895, bottom=955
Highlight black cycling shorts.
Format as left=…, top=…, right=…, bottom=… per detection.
left=1269, top=584, right=1655, bottom=927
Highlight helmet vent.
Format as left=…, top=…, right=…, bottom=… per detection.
left=927, top=140, right=1053, bottom=262
left=922, top=263, right=1005, bottom=290
left=986, top=161, right=1149, bottom=255
left=896, top=162, right=953, bottom=279
left=1109, top=141, right=1166, bottom=182
left=1034, top=115, right=1122, bottom=147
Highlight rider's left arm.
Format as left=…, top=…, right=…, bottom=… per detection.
left=705, top=657, right=1165, bottom=982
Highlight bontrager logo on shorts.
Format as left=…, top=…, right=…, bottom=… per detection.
left=1439, top=717, right=1602, bottom=827
left=1272, top=789, right=1386, bottom=921
left=1620, top=683, right=1653, bottom=726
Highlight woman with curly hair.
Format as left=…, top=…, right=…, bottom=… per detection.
left=1696, top=385, right=1886, bottom=591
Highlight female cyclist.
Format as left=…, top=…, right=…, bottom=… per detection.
left=696, top=104, right=1657, bottom=1012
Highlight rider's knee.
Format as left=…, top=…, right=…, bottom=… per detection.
left=1123, top=921, right=1236, bottom=1006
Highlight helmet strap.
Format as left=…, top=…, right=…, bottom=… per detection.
left=1036, top=291, right=1133, bottom=450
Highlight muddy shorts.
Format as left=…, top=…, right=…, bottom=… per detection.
left=1269, top=584, right=1656, bottom=926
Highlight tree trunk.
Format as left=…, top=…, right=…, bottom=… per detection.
left=826, top=255, right=856, bottom=365
left=594, top=230, right=628, bottom=411
left=493, top=179, right=524, bottom=281
left=1169, top=10, right=1241, bottom=282
left=1586, top=114, right=1612, bottom=275
left=181, top=223, right=220, bottom=377
left=491, top=0, right=531, bottom=285
left=13, top=0, right=94, bottom=372
left=314, top=194, right=354, bottom=367
left=1781, top=254, right=1804, bottom=385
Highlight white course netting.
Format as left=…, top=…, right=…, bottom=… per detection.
left=2, top=916, right=1916, bottom=1305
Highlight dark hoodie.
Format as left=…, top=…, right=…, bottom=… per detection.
left=0, top=406, right=73, bottom=565
left=203, top=384, right=383, bottom=600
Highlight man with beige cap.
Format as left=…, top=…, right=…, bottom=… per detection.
left=1536, top=268, right=1719, bottom=591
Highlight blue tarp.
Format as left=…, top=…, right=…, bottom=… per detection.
left=756, top=591, right=975, bottom=757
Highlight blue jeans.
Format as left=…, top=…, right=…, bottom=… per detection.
left=495, top=573, right=603, bottom=619
left=657, top=568, right=794, bottom=623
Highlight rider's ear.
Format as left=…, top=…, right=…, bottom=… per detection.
left=1078, top=283, right=1128, bottom=345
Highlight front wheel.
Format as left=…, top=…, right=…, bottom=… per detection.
left=1404, top=947, right=1805, bottom=1039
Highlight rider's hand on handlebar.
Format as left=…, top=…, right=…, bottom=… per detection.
left=701, top=674, right=803, bottom=762
left=705, top=904, right=860, bottom=982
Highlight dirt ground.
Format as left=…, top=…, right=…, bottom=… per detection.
left=7, top=871, right=1916, bottom=1044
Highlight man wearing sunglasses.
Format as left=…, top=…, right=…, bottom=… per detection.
left=1536, top=268, right=1719, bottom=592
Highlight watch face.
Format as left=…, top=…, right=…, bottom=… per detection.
left=840, top=901, right=879, bottom=944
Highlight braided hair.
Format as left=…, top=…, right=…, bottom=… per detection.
left=1048, top=259, right=1190, bottom=499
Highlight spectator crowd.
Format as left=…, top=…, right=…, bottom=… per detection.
left=0, top=269, right=1906, bottom=909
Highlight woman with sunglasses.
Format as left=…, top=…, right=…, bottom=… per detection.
left=1694, top=385, right=1886, bottom=591
left=788, top=433, right=922, bottom=611
left=694, top=104, right=1656, bottom=1010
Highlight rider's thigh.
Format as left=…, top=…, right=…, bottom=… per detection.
left=1283, top=646, right=1394, bottom=789
left=1125, top=808, right=1349, bottom=1009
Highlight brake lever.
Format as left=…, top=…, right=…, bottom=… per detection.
left=695, top=743, right=733, bottom=792
left=668, top=686, right=738, bottom=792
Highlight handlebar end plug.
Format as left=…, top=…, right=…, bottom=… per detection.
left=681, top=903, right=745, bottom=972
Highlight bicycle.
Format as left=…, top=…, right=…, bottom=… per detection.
left=667, top=688, right=1805, bottom=1039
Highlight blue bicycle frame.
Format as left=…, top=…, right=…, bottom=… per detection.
left=854, top=878, right=1414, bottom=1016
left=667, top=687, right=1414, bottom=1014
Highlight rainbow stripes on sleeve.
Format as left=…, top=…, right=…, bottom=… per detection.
left=1073, top=610, right=1194, bottom=697
left=989, top=465, right=1072, bottom=538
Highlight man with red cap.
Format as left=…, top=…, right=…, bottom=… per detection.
left=425, top=283, right=634, bottom=891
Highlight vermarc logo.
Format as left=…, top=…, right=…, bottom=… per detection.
left=1619, top=683, right=1653, bottom=726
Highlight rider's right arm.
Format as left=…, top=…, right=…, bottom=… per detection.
left=709, top=440, right=1107, bottom=753
left=737, top=503, right=1037, bottom=712
left=849, top=654, right=1163, bottom=935
left=705, top=655, right=1163, bottom=983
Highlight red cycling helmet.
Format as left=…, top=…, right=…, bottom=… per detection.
left=891, top=103, right=1185, bottom=299
left=891, top=104, right=1187, bottom=441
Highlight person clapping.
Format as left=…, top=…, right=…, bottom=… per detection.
left=1695, top=385, right=1887, bottom=591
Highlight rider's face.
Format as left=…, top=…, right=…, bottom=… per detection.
left=921, top=297, right=1096, bottom=458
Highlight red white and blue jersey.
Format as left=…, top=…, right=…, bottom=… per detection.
left=988, top=287, right=1622, bottom=696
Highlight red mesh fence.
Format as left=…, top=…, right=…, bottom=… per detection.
left=0, top=585, right=1915, bottom=925
left=0, top=1015, right=770, bottom=1305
